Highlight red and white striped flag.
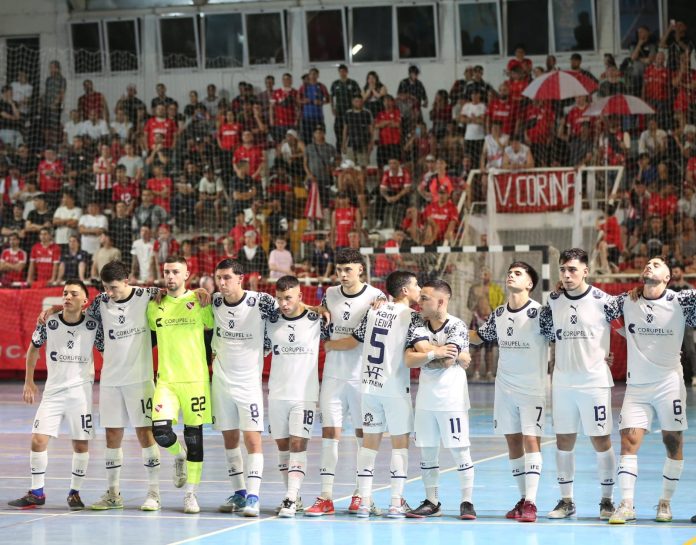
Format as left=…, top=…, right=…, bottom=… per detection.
left=304, top=180, right=324, bottom=220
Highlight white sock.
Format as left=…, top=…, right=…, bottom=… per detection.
left=354, top=435, right=363, bottom=491
left=70, top=452, right=89, bottom=491
left=357, top=447, right=378, bottom=503
left=452, top=447, right=474, bottom=503
left=319, top=438, right=339, bottom=499
left=596, top=448, right=616, bottom=499
left=661, top=458, right=683, bottom=501
left=225, top=448, right=245, bottom=493
left=287, top=451, right=307, bottom=502
left=278, top=450, right=290, bottom=489
left=509, top=455, right=526, bottom=498
left=105, top=447, right=123, bottom=495
left=556, top=449, right=575, bottom=499
left=246, top=453, right=264, bottom=497
left=524, top=452, right=542, bottom=504
left=617, top=454, right=638, bottom=507
left=142, top=445, right=161, bottom=491
left=30, top=450, right=48, bottom=491
left=390, top=448, right=408, bottom=506
left=185, top=482, right=198, bottom=494
left=420, top=447, right=440, bottom=504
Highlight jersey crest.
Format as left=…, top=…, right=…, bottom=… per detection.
left=592, top=289, right=602, bottom=299
left=527, top=307, right=538, bottom=318
left=495, top=306, right=505, bottom=317
left=48, top=319, right=59, bottom=330
left=247, top=296, right=257, bottom=307
left=86, top=319, right=97, bottom=330
left=136, top=288, right=144, bottom=296
left=550, top=291, right=561, bottom=300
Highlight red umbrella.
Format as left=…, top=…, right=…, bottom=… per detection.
left=562, top=70, right=599, bottom=93
left=304, top=180, right=324, bottom=221
left=522, top=70, right=595, bottom=100
left=585, top=94, right=655, bottom=116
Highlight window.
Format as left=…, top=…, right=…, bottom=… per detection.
left=618, top=0, right=660, bottom=49
left=246, top=13, right=285, bottom=65
left=397, top=5, right=437, bottom=59
left=204, top=13, right=243, bottom=68
left=667, top=0, right=696, bottom=43
left=71, top=22, right=102, bottom=74
left=159, top=16, right=199, bottom=70
left=552, top=0, right=595, bottom=51
left=306, top=9, right=346, bottom=63
left=87, top=0, right=192, bottom=8
left=105, top=20, right=139, bottom=72
left=506, top=0, right=549, bottom=55
left=350, top=6, right=393, bottom=63
left=458, top=1, right=501, bottom=56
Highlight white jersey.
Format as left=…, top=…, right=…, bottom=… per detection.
left=540, top=286, right=614, bottom=388
left=31, top=313, right=103, bottom=396
left=322, top=284, right=384, bottom=382
left=408, top=314, right=470, bottom=411
left=604, top=289, right=696, bottom=385
left=353, top=301, right=423, bottom=398
left=265, top=308, right=322, bottom=402
left=87, top=287, right=156, bottom=387
left=211, top=291, right=278, bottom=393
left=479, top=300, right=548, bottom=397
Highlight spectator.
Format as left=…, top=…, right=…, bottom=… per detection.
left=269, top=73, right=299, bottom=144
left=65, top=136, right=92, bottom=206
left=568, top=53, right=599, bottom=85
left=678, top=185, right=696, bottom=218
left=78, top=200, right=108, bottom=255
left=146, top=164, right=172, bottom=214
left=256, top=75, right=275, bottom=124
left=642, top=215, right=668, bottom=255
left=52, top=191, right=82, bottom=247
left=0, top=232, right=27, bottom=284
left=183, top=90, right=203, bottom=120
left=377, top=158, right=412, bottom=228
left=394, top=87, right=420, bottom=139
left=196, top=237, right=218, bottom=277
left=331, top=64, right=362, bottom=150
left=57, top=234, right=89, bottom=282
left=424, top=186, right=459, bottom=243
left=233, top=130, right=265, bottom=181
left=35, top=148, right=64, bottom=208
left=79, top=108, right=110, bottom=143
left=231, top=82, right=254, bottom=114
left=310, top=234, right=334, bottom=278
left=595, top=205, right=624, bottom=273
left=130, top=225, right=155, bottom=284
left=524, top=100, right=554, bottom=166
left=180, top=239, right=200, bottom=286
left=43, top=60, right=66, bottom=146
left=450, top=66, right=474, bottom=105
left=402, top=121, right=432, bottom=176
left=144, top=104, right=177, bottom=151
left=195, top=164, right=223, bottom=229
left=598, top=66, right=627, bottom=97
left=27, top=227, right=60, bottom=285
left=336, top=159, right=367, bottom=220
left=115, top=83, right=146, bottom=127
left=201, top=84, right=220, bottom=118
left=0, top=85, right=23, bottom=148
left=172, top=162, right=198, bottom=232
left=672, top=52, right=696, bottom=128
left=674, top=217, right=696, bottom=268
left=374, top=229, right=406, bottom=279
left=278, top=129, right=305, bottom=180
left=643, top=51, right=671, bottom=127
left=460, top=89, right=487, bottom=166
left=229, top=159, right=257, bottom=216
left=397, top=65, right=428, bottom=110
left=92, top=144, right=115, bottom=209
left=430, top=90, right=452, bottom=142
left=507, top=66, right=528, bottom=130
left=217, top=110, right=243, bottom=178
left=153, top=224, right=180, bottom=279
left=110, top=201, right=133, bottom=265
left=331, top=192, right=361, bottom=249
left=298, top=68, right=329, bottom=143
left=227, top=210, right=258, bottom=255
left=346, top=228, right=362, bottom=250
left=415, top=155, right=438, bottom=204
left=25, top=193, right=53, bottom=249
left=132, top=188, right=167, bottom=232
left=110, top=107, right=133, bottom=143
left=374, top=95, right=402, bottom=169
left=1, top=164, right=24, bottom=206
left=638, top=117, right=668, bottom=159
left=112, top=164, right=139, bottom=216
left=151, top=83, right=177, bottom=111
left=342, top=96, right=373, bottom=168
left=2, top=202, right=26, bottom=246
left=480, top=121, right=509, bottom=172
left=506, top=44, right=532, bottom=78
left=266, top=197, right=290, bottom=239
left=268, top=236, right=294, bottom=280
left=63, top=109, right=83, bottom=146
left=659, top=20, right=696, bottom=71
left=90, top=233, right=121, bottom=278
left=468, top=295, right=496, bottom=382
left=362, top=71, right=387, bottom=118
left=487, top=82, right=513, bottom=136
left=304, top=126, right=337, bottom=211
left=466, top=65, right=494, bottom=103
left=238, top=230, right=268, bottom=290
left=502, top=135, right=534, bottom=169
left=8, top=71, right=29, bottom=118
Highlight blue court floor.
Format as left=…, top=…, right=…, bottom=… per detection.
left=1, top=382, right=695, bottom=545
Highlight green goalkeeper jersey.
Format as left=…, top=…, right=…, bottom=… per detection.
left=147, top=291, right=214, bottom=383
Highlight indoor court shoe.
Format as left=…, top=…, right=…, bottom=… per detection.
left=547, top=498, right=576, bottom=519
left=406, top=499, right=442, bottom=518
left=304, top=497, right=335, bottom=517
left=67, top=492, right=85, bottom=511
left=278, top=498, right=296, bottom=518
left=219, top=493, right=246, bottom=513
left=608, top=500, right=636, bottom=524
left=505, top=498, right=525, bottom=519
left=184, top=492, right=200, bottom=514
left=459, top=501, right=477, bottom=520
left=277, top=496, right=303, bottom=514
left=386, top=498, right=410, bottom=518
left=599, top=498, right=615, bottom=520
left=90, top=490, right=124, bottom=510
left=173, top=456, right=187, bottom=488
left=691, top=513, right=696, bottom=523
left=243, top=495, right=260, bottom=517
left=655, top=499, right=672, bottom=522
left=356, top=500, right=381, bottom=518
left=518, top=500, right=537, bottom=523
left=140, top=490, right=161, bottom=511
left=8, top=491, right=45, bottom=509
left=356, top=504, right=371, bottom=518
left=348, top=493, right=362, bottom=514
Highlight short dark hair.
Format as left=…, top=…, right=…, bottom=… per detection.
left=559, top=248, right=588, bottom=265
left=64, top=279, right=89, bottom=297
left=215, top=258, right=245, bottom=275
left=335, top=247, right=365, bottom=267
left=650, top=254, right=672, bottom=278
left=164, top=255, right=188, bottom=266
left=386, top=270, right=417, bottom=298
left=422, top=279, right=452, bottom=297
left=276, top=275, right=300, bottom=292
left=571, top=53, right=582, bottom=61
left=508, top=261, right=539, bottom=290
left=100, top=260, right=130, bottom=283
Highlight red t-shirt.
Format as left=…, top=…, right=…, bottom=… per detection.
left=1, top=248, right=27, bottom=283
left=424, top=201, right=459, bottom=241
left=271, top=88, right=299, bottom=127
left=401, top=211, right=425, bottom=232
left=218, top=122, right=243, bottom=151
left=598, top=217, right=624, bottom=251
left=487, top=98, right=513, bottom=135
left=565, top=104, right=592, bottom=136
left=674, top=70, right=696, bottom=112
left=374, top=239, right=400, bottom=277
left=507, top=58, right=532, bottom=74
left=146, top=177, right=173, bottom=212
left=30, top=243, right=60, bottom=282
left=228, top=225, right=261, bottom=255
left=78, top=91, right=105, bottom=119
left=375, top=109, right=401, bottom=146
left=144, top=116, right=177, bottom=149
left=334, top=206, right=357, bottom=247
left=687, top=157, right=696, bottom=180
left=428, top=175, right=454, bottom=201
left=643, top=65, right=671, bottom=101
left=112, top=179, right=140, bottom=205
left=233, top=145, right=263, bottom=179
left=525, top=104, right=554, bottom=144
left=380, top=169, right=411, bottom=193
left=648, top=193, right=678, bottom=218
left=196, top=249, right=218, bottom=277
left=37, top=159, right=64, bottom=193
left=184, top=255, right=200, bottom=285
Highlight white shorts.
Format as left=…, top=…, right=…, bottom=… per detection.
left=552, top=385, right=612, bottom=437
left=494, top=381, right=546, bottom=437
left=619, top=374, right=688, bottom=433
left=212, top=376, right=264, bottom=432
left=268, top=399, right=317, bottom=440
left=319, top=377, right=362, bottom=430
left=33, top=382, right=94, bottom=440
left=361, top=393, right=413, bottom=436
left=99, top=381, right=155, bottom=429
left=415, top=409, right=470, bottom=448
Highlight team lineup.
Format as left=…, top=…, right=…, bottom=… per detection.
left=7, top=247, right=695, bottom=524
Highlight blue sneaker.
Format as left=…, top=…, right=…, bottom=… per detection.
left=219, top=493, right=247, bottom=513
left=243, top=495, right=260, bottom=517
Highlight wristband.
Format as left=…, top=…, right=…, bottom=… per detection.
left=425, top=350, right=435, bottom=362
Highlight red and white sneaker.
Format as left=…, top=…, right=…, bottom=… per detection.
left=348, top=494, right=362, bottom=514
left=519, top=500, right=537, bottom=523
left=505, top=498, right=525, bottom=519
left=304, top=497, right=335, bottom=517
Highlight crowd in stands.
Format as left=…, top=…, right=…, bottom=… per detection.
left=0, top=20, right=695, bottom=288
